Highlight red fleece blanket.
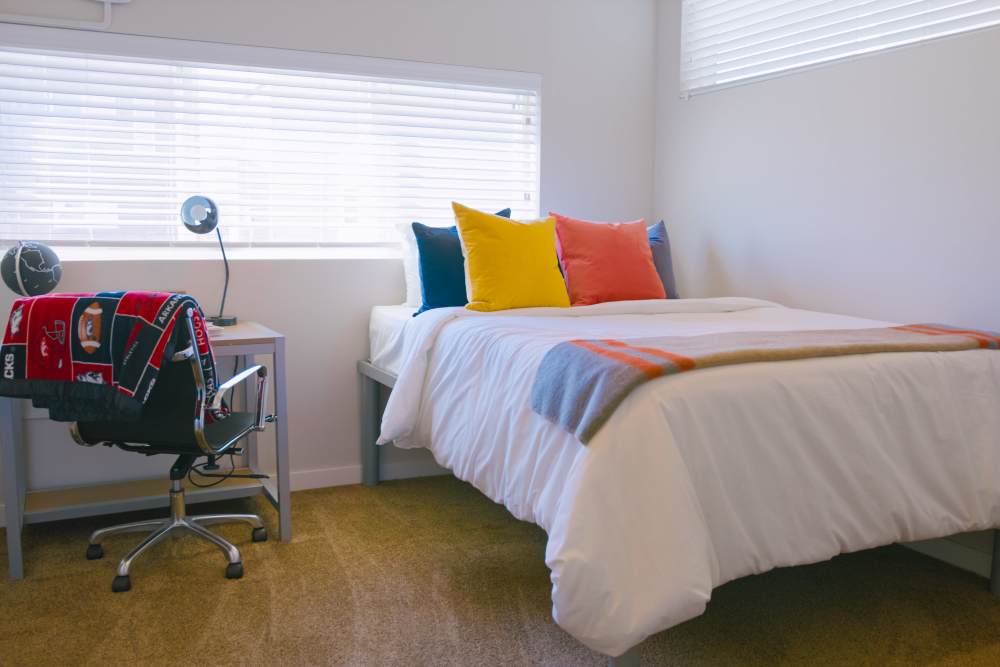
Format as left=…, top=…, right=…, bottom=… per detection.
left=0, top=291, right=222, bottom=422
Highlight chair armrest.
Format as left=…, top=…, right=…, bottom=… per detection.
left=180, top=307, right=271, bottom=454
left=211, top=365, right=266, bottom=412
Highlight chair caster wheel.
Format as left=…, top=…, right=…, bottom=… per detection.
left=252, top=527, right=267, bottom=542
left=86, top=544, right=104, bottom=560
left=112, top=575, right=131, bottom=593
left=225, top=562, right=244, bottom=580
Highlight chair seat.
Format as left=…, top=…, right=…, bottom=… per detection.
left=204, top=412, right=257, bottom=450
left=78, top=412, right=257, bottom=456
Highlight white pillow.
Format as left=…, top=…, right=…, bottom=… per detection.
left=396, top=222, right=421, bottom=307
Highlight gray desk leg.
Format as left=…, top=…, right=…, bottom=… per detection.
left=360, top=373, right=380, bottom=487
left=242, top=354, right=258, bottom=471
left=273, top=338, right=292, bottom=542
left=991, top=530, right=1000, bottom=598
left=1, top=398, right=25, bottom=580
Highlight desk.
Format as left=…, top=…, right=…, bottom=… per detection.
left=1, top=321, right=291, bottom=581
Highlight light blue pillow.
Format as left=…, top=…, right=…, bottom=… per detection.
left=647, top=221, right=679, bottom=299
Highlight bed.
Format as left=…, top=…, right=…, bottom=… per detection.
left=358, top=297, right=1000, bottom=665
left=369, top=305, right=416, bottom=377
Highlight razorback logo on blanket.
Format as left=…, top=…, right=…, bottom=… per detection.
left=0, top=291, right=224, bottom=422
left=531, top=324, right=1000, bottom=444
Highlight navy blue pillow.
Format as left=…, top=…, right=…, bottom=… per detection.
left=647, top=220, right=679, bottom=299
left=413, top=209, right=511, bottom=315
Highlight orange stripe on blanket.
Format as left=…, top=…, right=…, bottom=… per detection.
left=570, top=340, right=665, bottom=379
left=603, top=339, right=698, bottom=372
left=906, top=324, right=1000, bottom=345
left=895, top=324, right=992, bottom=348
left=895, top=324, right=1000, bottom=348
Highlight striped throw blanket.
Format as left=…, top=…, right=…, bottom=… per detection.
left=530, top=324, right=1000, bottom=444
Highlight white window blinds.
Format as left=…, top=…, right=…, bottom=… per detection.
left=681, top=0, right=1000, bottom=96
left=0, top=45, right=540, bottom=246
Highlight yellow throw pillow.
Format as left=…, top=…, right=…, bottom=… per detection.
left=453, top=202, right=570, bottom=312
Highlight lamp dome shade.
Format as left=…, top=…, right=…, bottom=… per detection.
left=181, top=196, right=219, bottom=234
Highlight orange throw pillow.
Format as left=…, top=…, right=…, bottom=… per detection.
left=552, top=213, right=666, bottom=306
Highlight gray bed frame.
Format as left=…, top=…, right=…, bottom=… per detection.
left=358, top=359, right=1000, bottom=667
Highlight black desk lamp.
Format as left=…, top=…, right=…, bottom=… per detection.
left=180, top=196, right=237, bottom=326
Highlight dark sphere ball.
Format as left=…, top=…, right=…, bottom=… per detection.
left=1, top=241, right=63, bottom=296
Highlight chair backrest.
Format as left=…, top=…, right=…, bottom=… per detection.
left=74, top=308, right=265, bottom=457
left=76, top=353, right=202, bottom=453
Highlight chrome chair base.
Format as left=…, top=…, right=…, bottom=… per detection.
left=86, top=478, right=266, bottom=592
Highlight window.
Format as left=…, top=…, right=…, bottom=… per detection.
left=0, top=32, right=540, bottom=247
left=681, top=0, right=1000, bottom=96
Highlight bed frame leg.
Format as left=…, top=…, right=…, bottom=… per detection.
left=991, top=530, right=1000, bottom=598
left=360, top=372, right=381, bottom=487
left=608, top=643, right=641, bottom=667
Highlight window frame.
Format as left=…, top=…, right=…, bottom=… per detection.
left=679, top=0, right=1000, bottom=98
left=0, top=23, right=543, bottom=249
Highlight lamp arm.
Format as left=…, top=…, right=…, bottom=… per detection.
left=216, top=227, right=229, bottom=320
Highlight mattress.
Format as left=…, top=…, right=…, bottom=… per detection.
left=369, top=305, right=416, bottom=376
left=378, top=298, right=1000, bottom=656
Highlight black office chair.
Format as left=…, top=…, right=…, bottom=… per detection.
left=70, top=308, right=272, bottom=592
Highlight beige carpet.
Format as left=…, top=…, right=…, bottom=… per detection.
left=2, top=475, right=1000, bottom=666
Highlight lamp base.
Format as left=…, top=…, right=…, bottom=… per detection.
left=208, top=315, right=238, bottom=327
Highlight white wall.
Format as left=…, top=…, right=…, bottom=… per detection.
left=655, top=1, right=1000, bottom=330
left=654, top=1, right=1000, bottom=568
left=0, top=0, right=657, bottom=493
left=2, top=254, right=410, bottom=492
left=2, top=0, right=657, bottom=224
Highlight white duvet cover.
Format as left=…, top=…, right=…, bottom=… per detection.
left=378, top=298, right=1000, bottom=656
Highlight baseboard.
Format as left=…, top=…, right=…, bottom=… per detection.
left=290, top=465, right=363, bottom=490
left=904, top=536, right=993, bottom=578
left=289, top=460, right=448, bottom=491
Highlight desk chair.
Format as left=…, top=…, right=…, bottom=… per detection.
left=70, top=308, right=272, bottom=592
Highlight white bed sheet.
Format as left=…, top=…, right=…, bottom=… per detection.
left=369, top=305, right=416, bottom=376
left=378, top=298, right=1000, bottom=656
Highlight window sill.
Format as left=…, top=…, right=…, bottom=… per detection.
left=50, top=246, right=401, bottom=262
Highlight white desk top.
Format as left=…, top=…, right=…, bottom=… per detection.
left=209, top=321, right=283, bottom=347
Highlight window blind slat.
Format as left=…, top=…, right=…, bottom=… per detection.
left=0, top=140, right=536, bottom=163
left=0, top=188, right=533, bottom=207
left=684, top=7, right=1000, bottom=88
left=0, top=45, right=541, bottom=246
left=686, top=0, right=848, bottom=32
left=681, top=0, right=1000, bottom=94
left=0, top=99, right=536, bottom=144
left=0, top=118, right=539, bottom=161
left=683, top=0, right=985, bottom=68
left=1, top=170, right=537, bottom=188
left=0, top=81, right=536, bottom=129
left=0, top=72, right=538, bottom=118
left=683, top=0, right=928, bottom=57
left=0, top=159, right=537, bottom=180
left=682, top=0, right=996, bottom=79
left=0, top=52, right=535, bottom=104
